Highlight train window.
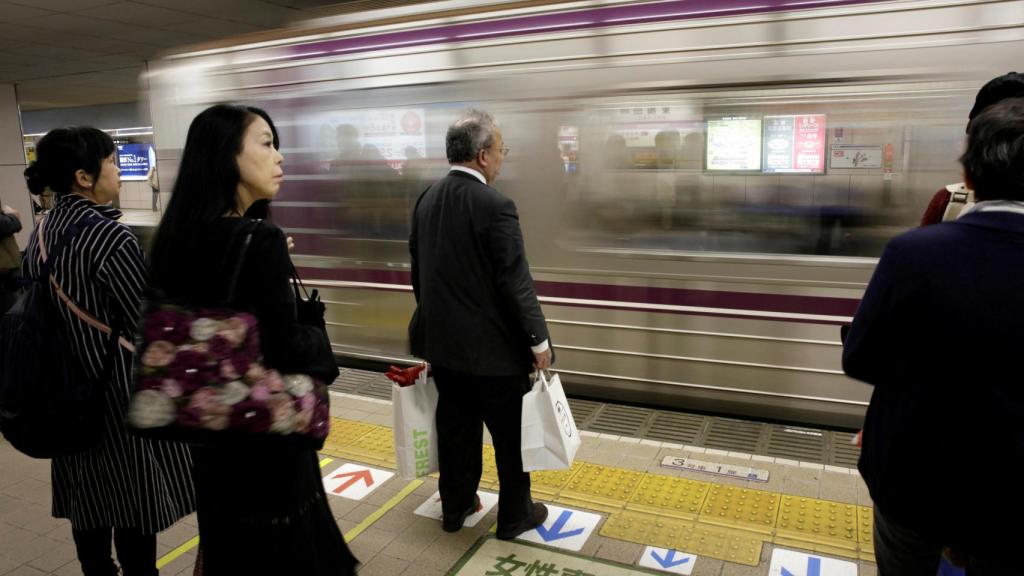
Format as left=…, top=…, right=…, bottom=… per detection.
left=558, top=84, right=972, bottom=258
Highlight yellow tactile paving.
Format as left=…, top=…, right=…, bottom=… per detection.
left=601, top=510, right=764, bottom=566
left=627, top=475, right=712, bottom=520
left=321, top=418, right=378, bottom=457
left=857, top=505, right=875, bottom=553
left=557, top=463, right=645, bottom=512
left=337, top=425, right=396, bottom=467
left=480, top=445, right=500, bottom=490
left=327, top=412, right=879, bottom=569
left=698, top=485, right=780, bottom=535
left=530, top=462, right=584, bottom=498
left=775, top=496, right=858, bottom=550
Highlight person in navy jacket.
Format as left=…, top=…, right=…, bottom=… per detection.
left=844, top=97, right=1024, bottom=575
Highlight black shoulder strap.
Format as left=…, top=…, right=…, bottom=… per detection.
left=221, top=218, right=262, bottom=305
left=38, top=213, right=102, bottom=280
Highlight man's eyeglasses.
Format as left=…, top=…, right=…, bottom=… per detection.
left=489, top=146, right=510, bottom=157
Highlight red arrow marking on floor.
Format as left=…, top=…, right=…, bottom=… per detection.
left=330, top=469, right=374, bottom=494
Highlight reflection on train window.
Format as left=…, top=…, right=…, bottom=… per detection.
left=564, top=87, right=969, bottom=258
left=266, top=84, right=971, bottom=260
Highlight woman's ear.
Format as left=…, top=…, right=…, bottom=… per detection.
left=74, top=168, right=94, bottom=190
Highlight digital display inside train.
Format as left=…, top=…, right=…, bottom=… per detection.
left=762, top=114, right=826, bottom=174
left=706, top=116, right=762, bottom=171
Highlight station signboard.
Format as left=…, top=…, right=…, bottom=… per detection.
left=117, top=143, right=154, bottom=181
left=706, top=116, right=762, bottom=171
left=762, top=114, right=826, bottom=173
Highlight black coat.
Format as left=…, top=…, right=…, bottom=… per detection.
left=152, top=206, right=355, bottom=574
left=409, top=170, right=550, bottom=376
left=843, top=209, right=1024, bottom=548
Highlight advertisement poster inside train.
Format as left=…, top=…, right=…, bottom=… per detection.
left=762, top=114, right=826, bottom=173
left=312, top=109, right=427, bottom=171
left=117, top=143, right=154, bottom=181
left=706, top=116, right=762, bottom=171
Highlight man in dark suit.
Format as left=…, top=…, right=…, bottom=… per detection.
left=409, top=109, right=551, bottom=539
left=843, top=97, right=1024, bottom=574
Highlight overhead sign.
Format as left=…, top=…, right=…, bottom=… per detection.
left=706, top=116, right=762, bottom=171
left=830, top=145, right=882, bottom=169
left=639, top=546, right=697, bottom=575
left=763, top=115, right=826, bottom=174
left=414, top=490, right=498, bottom=528
left=322, top=463, right=393, bottom=500
left=452, top=537, right=655, bottom=576
left=514, top=504, right=600, bottom=552
left=117, top=143, right=154, bottom=181
left=661, top=455, right=769, bottom=482
left=769, top=549, right=858, bottom=576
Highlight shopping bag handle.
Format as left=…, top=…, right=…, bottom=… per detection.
left=532, top=369, right=553, bottom=389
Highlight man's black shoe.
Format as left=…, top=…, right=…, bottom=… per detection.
left=496, top=502, right=548, bottom=540
left=442, top=494, right=481, bottom=533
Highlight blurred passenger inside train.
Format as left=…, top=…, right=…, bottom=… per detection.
left=843, top=97, right=1024, bottom=575
left=0, top=201, right=22, bottom=314
left=21, top=127, right=196, bottom=576
left=920, top=71, right=1024, bottom=225
left=654, top=129, right=681, bottom=230
left=409, top=109, right=552, bottom=540
left=147, top=105, right=357, bottom=575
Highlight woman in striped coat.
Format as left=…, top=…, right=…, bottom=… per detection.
left=22, top=127, right=196, bottom=576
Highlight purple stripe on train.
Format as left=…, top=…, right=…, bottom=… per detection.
left=284, top=0, right=885, bottom=60
left=296, top=266, right=860, bottom=321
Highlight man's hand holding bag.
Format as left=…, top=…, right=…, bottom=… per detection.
left=520, top=371, right=580, bottom=471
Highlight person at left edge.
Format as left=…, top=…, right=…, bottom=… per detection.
left=21, top=127, right=196, bottom=576
left=0, top=202, right=22, bottom=314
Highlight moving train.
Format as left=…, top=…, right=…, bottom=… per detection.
left=145, top=0, right=1024, bottom=428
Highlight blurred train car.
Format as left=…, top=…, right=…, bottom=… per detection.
left=145, top=0, right=1024, bottom=428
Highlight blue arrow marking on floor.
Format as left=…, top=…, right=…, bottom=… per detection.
left=534, top=510, right=585, bottom=542
left=782, top=556, right=821, bottom=576
left=651, top=549, right=691, bottom=569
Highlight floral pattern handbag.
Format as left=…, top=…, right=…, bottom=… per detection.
left=127, top=220, right=330, bottom=446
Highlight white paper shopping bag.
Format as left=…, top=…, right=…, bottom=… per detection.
left=520, top=371, right=581, bottom=471
left=392, top=370, right=439, bottom=479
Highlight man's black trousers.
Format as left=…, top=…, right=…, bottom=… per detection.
left=432, top=365, right=533, bottom=529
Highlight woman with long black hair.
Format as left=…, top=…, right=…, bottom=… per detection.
left=147, top=104, right=357, bottom=575
left=21, top=127, right=196, bottom=576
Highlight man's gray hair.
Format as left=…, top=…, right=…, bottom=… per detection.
left=446, top=109, right=498, bottom=163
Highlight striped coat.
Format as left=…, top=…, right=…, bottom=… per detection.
left=22, top=194, right=195, bottom=533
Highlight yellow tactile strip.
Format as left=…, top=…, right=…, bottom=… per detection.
left=601, top=510, right=764, bottom=566
left=338, top=426, right=397, bottom=468
left=699, top=485, right=780, bottom=534
left=531, top=462, right=584, bottom=498
left=628, top=475, right=711, bottom=520
left=325, top=417, right=877, bottom=563
left=322, top=419, right=378, bottom=457
left=776, top=496, right=858, bottom=551
left=558, top=463, right=646, bottom=512
left=857, top=505, right=875, bottom=562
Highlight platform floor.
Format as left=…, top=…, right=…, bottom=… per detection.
left=0, top=390, right=879, bottom=576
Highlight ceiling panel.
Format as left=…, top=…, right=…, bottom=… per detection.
left=6, top=13, right=108, bottom=32
left=2, top=0, right=441, bottom=111
left=78, top=2, right=201, bottom=26
left=6, top=0, right=119, bottom=11
left=0, top=3, right=53, bottom=22
left=161, top=18, right=266, bottom=39
left=0, top=22, right=53, bottom=42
